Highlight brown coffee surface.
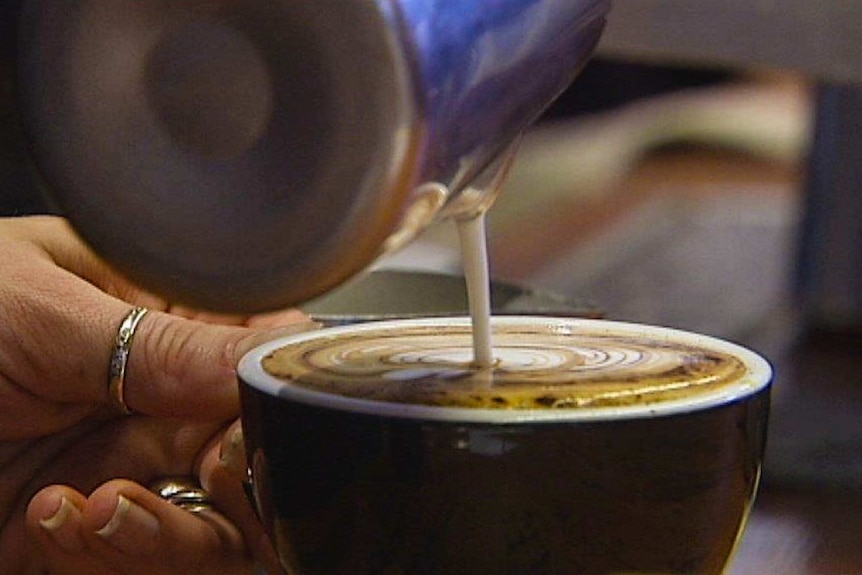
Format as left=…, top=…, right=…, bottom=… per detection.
left=261, top=322, right=749, bottom=409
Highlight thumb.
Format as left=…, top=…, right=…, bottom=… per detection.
left=122, top=311, right=318, bottom=420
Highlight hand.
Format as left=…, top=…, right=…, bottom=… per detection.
left=24, top=421, right=278, bottom=575
left=0, top=215, right=309, bottom=573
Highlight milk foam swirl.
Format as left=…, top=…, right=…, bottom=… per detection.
left=261, top=323, right=748, bottom=409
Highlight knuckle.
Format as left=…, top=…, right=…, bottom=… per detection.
left=136, top=315, right=197, bottom=416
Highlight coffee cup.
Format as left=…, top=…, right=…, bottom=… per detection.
left=238, top=316, right=771, bottom=574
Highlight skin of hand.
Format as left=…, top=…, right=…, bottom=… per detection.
left=0, top=215, right=310, bottom=574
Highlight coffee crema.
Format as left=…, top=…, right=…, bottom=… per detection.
left=260, top=319, right=753, bottom=410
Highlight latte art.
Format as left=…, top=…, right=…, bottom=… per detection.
left=261, top=322, right=748, bottom=409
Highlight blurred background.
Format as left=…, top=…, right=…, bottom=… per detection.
left=3, top=1, right=862, bottom=572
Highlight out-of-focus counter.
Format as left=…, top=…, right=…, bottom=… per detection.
left=596, top=0, right=862, bottom=329
left=598, top=0, right=862, bottom=84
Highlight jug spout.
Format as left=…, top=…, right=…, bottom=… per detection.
left=398, top=0, right=611, bottom=199
left=17, top=0, right=610, bottom=312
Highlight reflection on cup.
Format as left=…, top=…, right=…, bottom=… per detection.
left=238, top=317, right=771, bottom=575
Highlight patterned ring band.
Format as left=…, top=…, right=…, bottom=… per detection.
left=107, top=306, right=149, bottom=415
left=149, top=477, right=215, bottom=514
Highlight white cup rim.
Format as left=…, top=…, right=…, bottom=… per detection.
left=238, top=316, right=772, bottom=423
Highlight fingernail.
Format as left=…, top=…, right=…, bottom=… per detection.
left=233, top=321, right=322, bottom=362
left=219, top=425, right=248, bottom=479
left=96, top=495, right=159, bottom=555
left=40, top=496, right=84, bottom=553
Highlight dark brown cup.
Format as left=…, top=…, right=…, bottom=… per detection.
left=238, top=317, right=771, bottom=575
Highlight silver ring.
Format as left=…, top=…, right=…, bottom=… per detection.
left=149, top=477, right=215, bottom=514
left=108, top=306, right=148, bottom=415
left=150, top=478, right=245, bottom=553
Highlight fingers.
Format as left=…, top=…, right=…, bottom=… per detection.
left=27, top=486, right=89, bottom=555
left=1, top=414, right=224, bottom=569
left=124, top=313, right=319, bottom=419
left=27, top=480, right=256, bottom=575
left=121, top=311, right=248, bottom=419
left=26, top=486, right=108, bottom=575
left=198, top=421, right=287, bottom=575
left=0, top=215, right=315, bottom=426
left=22, top=421, right=281, bottom=575
left=83, top=480, right=249, bottom=571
